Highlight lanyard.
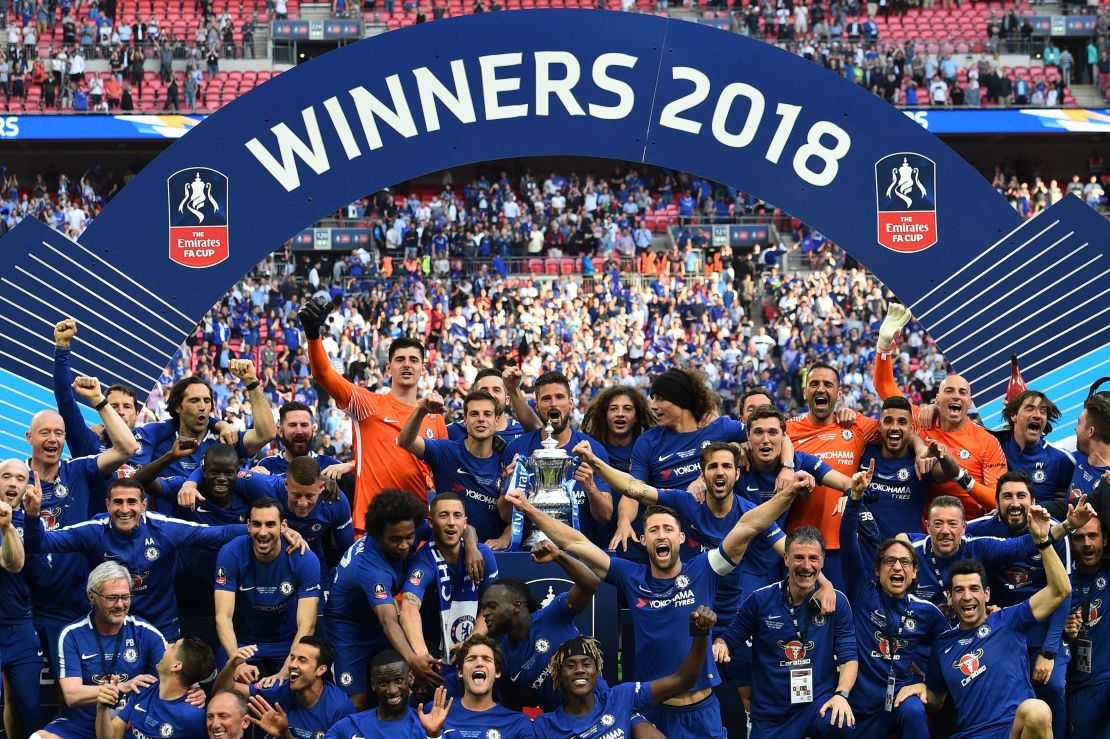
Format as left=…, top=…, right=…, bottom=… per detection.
left=93, top=626, right=125, bottom=680
left=927, top=540, right=952, bottom=604
left=782, top=581, right=815, bottom=646
left=880, top=596, right=910, bottom=674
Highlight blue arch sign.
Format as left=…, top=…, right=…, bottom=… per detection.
left=0, top=10, right=1107, bottom=455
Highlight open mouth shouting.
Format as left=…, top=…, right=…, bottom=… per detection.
left=957, top=598, right=980, bottom=620
left=611, top=416, right=629, bottom=433
left=887, top=571, right=906, bottom=588
left=468, top=666, right=491, bottom=692
left=884, top=428, right=904, bottom=448
left=652, top=540, right=673, bottom=565
left=944, top=400, right=964, bottom=421
left=811, top=393, right=831, bottom=414
left=709, top=474, right=731, bottom=497
left=40, top=439, right=62, bottom=460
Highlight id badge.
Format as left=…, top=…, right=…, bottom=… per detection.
left=790, top=668, right=814, bottom=704
left=884, top=675, right=896, bottom=712
left=1077, top=639, right=1093, bottom=674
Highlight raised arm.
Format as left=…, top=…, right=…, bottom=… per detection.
left=1029, top=504, right=1074, bottom=622
left=648, top=606, right=716, bottom=703
left=70, top=376, right=139, bottom=475
left=502, top=366, right=543, bottom=432
left=572, top=440, right=659, bottom=502
left=398, top=393, right=444, bottom=459
left=52, top=318, right=102, bottom=457
left=0, top=501, right=24, bottom=573
left=530, top=540, right=600, bottom=613
left=230, top=359, right=277, bottom=456
left=300, top=300, right=358, bottom=410
left=131, top=436, right=199, bottom=493
left=873, top=304, right=913, bottom=400
left=213, top=644, right=256, bottom=696
left=93, top=681, right=127, bottom=739
left=505, top=488, right=611, bottom=580
left=720, top=471, right=814, bottom=563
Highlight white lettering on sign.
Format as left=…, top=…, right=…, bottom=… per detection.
left=245, top=53, right=853, bottom=192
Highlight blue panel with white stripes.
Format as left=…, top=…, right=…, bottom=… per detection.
left=909, top=195, right=1110, bottom=406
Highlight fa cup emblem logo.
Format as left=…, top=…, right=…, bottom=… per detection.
left=177, top=172, right=220, bottom=224
left=885, top=158, right=927, bottom=208
left=875, top=152, right=938, bottom=253
left=167, top=166, right=229, bottom=268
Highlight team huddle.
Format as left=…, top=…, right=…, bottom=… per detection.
left=0, top=299, right=1108, bottom=739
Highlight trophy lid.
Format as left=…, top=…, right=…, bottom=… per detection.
left=533, top=420, right=570, bottom=460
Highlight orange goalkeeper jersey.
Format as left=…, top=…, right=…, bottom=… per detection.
left=308, top=338, right=447, bottom=535
left=786, top=414, right=880, bottom=550
left=873, top=352, right=1006, bottom=518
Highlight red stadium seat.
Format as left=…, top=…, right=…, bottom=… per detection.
left=544, top=258, right=560, bottom=275
left=560, top=257, right=577, bottom=274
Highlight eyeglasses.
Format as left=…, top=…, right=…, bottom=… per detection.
left=881, top=556, right=915, bottom=569
left=94, top=592, right=132, bottom=605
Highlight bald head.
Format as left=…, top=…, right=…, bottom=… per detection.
left=26, top=411, right=65, bottom=466
left=0, top=458, right=28, bottom=505
left=937, top=374, right=971, bottom=430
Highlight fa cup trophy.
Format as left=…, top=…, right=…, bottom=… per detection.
left=508, top=421, right=580, bottom=550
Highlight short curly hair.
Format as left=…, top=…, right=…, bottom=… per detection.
left=364, top=489, right=427, bottom=540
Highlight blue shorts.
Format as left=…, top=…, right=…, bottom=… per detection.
left=639, top=692, right=727, bottom=739
left=751, top=694, right=855, bottom=738
left=1069, top=679, right=1110, bottom=739
left=35, top=615, right=76, bottom=675
left=42, top=715, right=96, bottom=739
left=326, top=619, right=388, bottom=696
left=1, top=620, right=45, bottom=736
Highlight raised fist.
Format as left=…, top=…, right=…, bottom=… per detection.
left=54, top=318, right=77, bottom=348
left=297, top=297, right=334, bottom=340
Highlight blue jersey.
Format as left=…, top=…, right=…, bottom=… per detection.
left=325, top=535, right=415, bottom=632
left=214, top=535, right=321, bottom=650
left=116, top=682, right=206, bottom=739
left=249, top=680, right=354, bottom=739
left=25, top=511, right=243, bottom=636
left=926, top=602, right=1038, bottom=739
left=30, top=455, right=109, bottom=621
left=159, top=476, right=254, bottom=526
left=1070, top=566, right=1110, bottom=689
left=230, top=472, right=354, bottom=572
left=604, top=551, right=726, bottom=690
left=657, top=488, right=783, bottom=629
left=55, top=614, right=166, bottom=731
left=502, top=429, right=612, bottom=547
left=1068, top=452, right=1110, bottom=501
left=858, top=445, right=933, bottom=540
left=423, top=438, right=504, bottom=541
left=966, top=514, right=1071, bottom=652
left=402, top=542, right=499, bottom=655
left=440, top=701, right=534, bottom=738
left=448, top=417, right=526, bottom=443
left=720, top=581, right=857, bottom=723
left=325, top=707, right=425, bottom=739
left=1000, top=435, right=1074, bottom=505
left=736, top=451, right=833, bottom=528
left=840, top=497, right=949, bottom=713
left=604, top=440, right=635, bottom=475
left=497, top=592, right=582, bottom=711
left=255, top=451, right=342, bottom=476
left=906, top=532, right=1037, bottom=611
left=631, top=417, right=747, bottom=490
left=534, top=681, right=651, bottom=739
left=131, top=422, right=249, bottom=478
left=0, top=508, right=36, bottom=623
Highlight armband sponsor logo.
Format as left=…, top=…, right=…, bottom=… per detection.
left=168, top=167, right=229, bottom=269
left=872, top=632, right=908, bottom=660
left=1004, top=566, right=1031, bottom=588
left=216, top=567, right=227, bottom=586
left=875, top=152, right=937, bottom=253
left=372, top=583, right=389, bottom=600
left=409, top=569, right=424, bottom=586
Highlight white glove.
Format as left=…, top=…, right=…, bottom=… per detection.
left=877, top=304, right=912, bottom=353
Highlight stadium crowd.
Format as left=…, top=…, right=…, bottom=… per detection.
left=2, top=150, right=1110, bottom=739
left=3, top=260, right=1110, bottom=738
